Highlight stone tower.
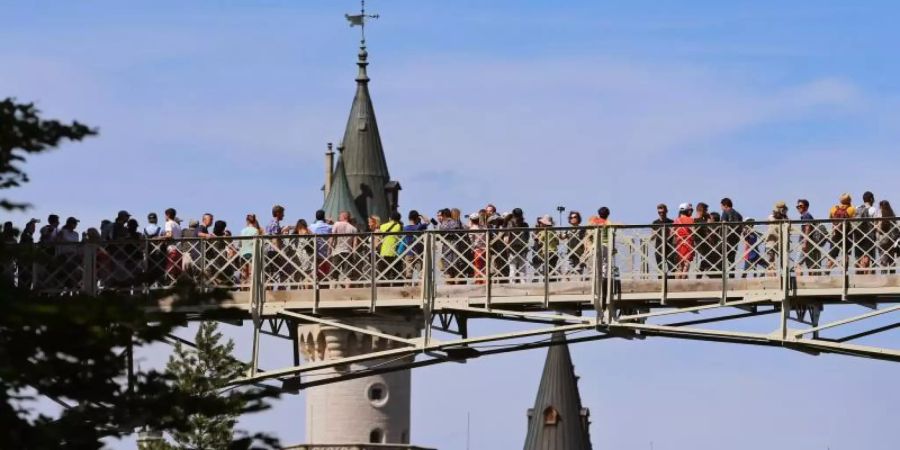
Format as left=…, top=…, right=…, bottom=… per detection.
left=300, top=38, right=418, bottom=446
left=299, top=315, right=420, bottom=444
left=523, top=332, right=592, bottom=450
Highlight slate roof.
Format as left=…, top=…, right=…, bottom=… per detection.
left=523, top=332, right=592, bottom=450
left=322, top=154, right=364, bottom=223
left=340, top=44, right=393, bottom=221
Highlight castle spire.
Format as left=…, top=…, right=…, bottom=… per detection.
left=524, top=332, right=592, bottom=450
left=339, top=0, right=399, bottom=221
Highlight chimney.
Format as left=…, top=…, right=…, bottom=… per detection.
left=324, top=142, right=335, bottom=199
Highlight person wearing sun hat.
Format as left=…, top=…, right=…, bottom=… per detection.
left=532, top=214, right=559, bottom=275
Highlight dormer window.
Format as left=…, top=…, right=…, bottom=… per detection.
left=543, top=406, right=559, bottom=425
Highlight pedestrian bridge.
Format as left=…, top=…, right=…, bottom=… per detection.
left=20, top=218, right=900, bottom=387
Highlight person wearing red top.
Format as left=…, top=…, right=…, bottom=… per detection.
left=588, top=206, right=610, bottom=226
left=673, top=203, right=695, bottom=279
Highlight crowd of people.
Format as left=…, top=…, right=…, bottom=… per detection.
left=5, top=191, right=900, bottom=290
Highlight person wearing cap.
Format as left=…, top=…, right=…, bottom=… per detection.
left=764, top=201, right=789, bottom=271
left=532, top=215, right=560, bottom=277
left=111, top=210, right=131, bottom=240
left=38, top=214, right=60, bottom=244
left=144, top=212, right=161, bottom=238
left=467, top=211, right=488, bottom=284
left=673, top=203, right=695, bottom=278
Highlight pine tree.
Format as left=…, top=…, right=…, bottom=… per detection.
left=166, top=321, right=247, bottom=449
left=1, top=98, right=279, bottom=448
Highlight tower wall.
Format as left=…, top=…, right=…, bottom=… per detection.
left=299, top=315, right=421, bottom=444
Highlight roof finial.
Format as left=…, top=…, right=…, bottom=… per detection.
left=345, top=0, right=379, bottom=47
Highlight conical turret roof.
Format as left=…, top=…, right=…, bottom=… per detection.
left=340, top=43, right=393, bottom=220
left=523, top=332, right=592, bottom=450
left=323, top=153, right=364, bottom=223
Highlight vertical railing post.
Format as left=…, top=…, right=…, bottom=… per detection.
left=841, top=220, right=849, bottom=300
left=198, top=239, right=207, bottom=292
left=369, top=233, right=378, bottom=312
left=485, top=229, right=492, bottom=309
left=605, top=226, right=616, bottom=323
left=661, top=223, right=669, bottom=305
left=591, top=227, right=602, bottom=324
left=312, top=235, right=320, bottom=314
left=81, top=243, right=97, bottom=296
left=779, top=222, right=792, bottom=340
left=543, top=230, right=550, bottom=308
left=720, top=222, right=728, bottom=304
left=422, top=232, right=434, bottom=347
left=249, top=237, right=264, bottom=377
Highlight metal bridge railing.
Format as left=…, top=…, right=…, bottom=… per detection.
left=7, top=218, right=900, bottom=304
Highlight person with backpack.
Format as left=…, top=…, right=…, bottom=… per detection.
left=828, top=194, right=856, bottom=269
left=854, top=191, right=878, bottom=273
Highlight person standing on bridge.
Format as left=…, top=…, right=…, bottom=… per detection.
left=694, top=202, right=714, bottom=277
left=720, top=198, right=743, bottom=276
left=198, top=213, right=214, bottom=238
left=143, top=212, right=161, bottom=238
left=827, top=194, right=855, bottom=270
left=563, top=211, right=587, bottom=278
left=239, top=213, right=263, bottom=283
left=401, top=210, right=429, bottom=284
left=877, top=200, right=898, bottom=270
left=160, top=208, right=183, bottom=281
left=311, top=210, right=333, bottom=280
left=652, top=204, right=676, bottom=277
left=796, top=199, right=823, bottom=275
left=854, top=191, right=878, bottom=273
left=505, top=208, right=530, bottom=284
left=378, top=211, right=404, bottom=286
left=330, top=211, right=359, bottom=287
left=673, top=204, right=695, bottom=278
left=38, top=214, right=59, bottom=244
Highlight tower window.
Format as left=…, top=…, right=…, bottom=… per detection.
left=543, top=406, right=560, bottom=425
left=369, top=428, right=384, bottom=443
left=366, top=382, right=389, bottom=407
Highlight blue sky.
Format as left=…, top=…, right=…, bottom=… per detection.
left=3, top=1, right=899, bottom=448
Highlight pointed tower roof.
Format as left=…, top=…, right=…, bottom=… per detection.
left=523, top=332, right=592, bottom=450
left=322, top=150, right=364, bottom=223
left=340, top=43, right=393, bottom=221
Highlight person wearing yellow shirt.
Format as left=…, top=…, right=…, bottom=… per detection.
left=827, top=193, right=856, bottom=268
left=378, top=211, right=404, bottom=285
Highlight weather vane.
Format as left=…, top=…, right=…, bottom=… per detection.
left=345, top=0, right=379, bottom=45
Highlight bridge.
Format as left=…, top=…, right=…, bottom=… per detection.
left=21, top=217, right=900, bottom=389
